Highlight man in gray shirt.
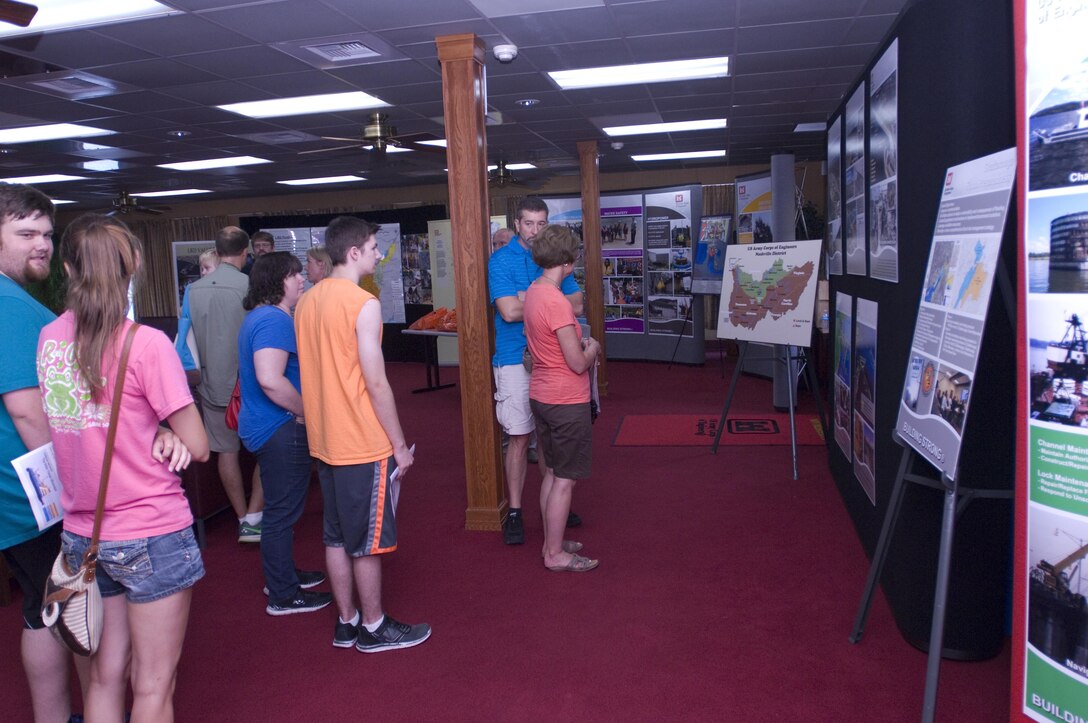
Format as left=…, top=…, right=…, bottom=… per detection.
left=188, top=226, right=263, bottom=541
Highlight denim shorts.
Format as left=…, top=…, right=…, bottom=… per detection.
left=60, top=527, right=205, bottom=604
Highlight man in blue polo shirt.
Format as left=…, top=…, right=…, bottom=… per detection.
left=489, top=197, right=584, bottom=545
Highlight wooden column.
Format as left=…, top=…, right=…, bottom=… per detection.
left=436, top=34, right=504, bottom=531
left=578, top=140, right=608, bottom=395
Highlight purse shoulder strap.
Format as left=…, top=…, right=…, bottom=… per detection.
left=83, top=323, right=140, bottom=573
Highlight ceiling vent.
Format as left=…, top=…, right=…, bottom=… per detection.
left=3, top=71, right=134, bottom=100
left=273, top=33, right=403, bottom=70
left=304, top=41, right=380, bottom=63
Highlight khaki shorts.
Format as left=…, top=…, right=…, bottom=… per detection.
left=493, top=364, right=534, bottom=436
left=201, top=401, right=240, bottom=453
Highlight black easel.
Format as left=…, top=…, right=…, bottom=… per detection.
left=711, top=341, right=829, bottom=479
left=849, top=442, right=1012, bottom=722
left=849, top=258, right=1016, bottom=723
left=666, top=298, right=696, bottom=369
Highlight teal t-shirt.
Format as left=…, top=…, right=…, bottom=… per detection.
left=0, top=275, right=56, bottom=549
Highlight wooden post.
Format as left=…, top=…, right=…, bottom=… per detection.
left=436, top=34, right=505, bottom=531
left=578, top=140, right=608, bottom=395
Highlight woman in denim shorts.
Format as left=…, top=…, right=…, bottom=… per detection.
left=37, top=215, right=209, bottom=722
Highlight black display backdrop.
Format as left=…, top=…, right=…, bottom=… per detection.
left=827, top=0, right=1016, bottom=658
left=239, top=205, right=447, bottom=362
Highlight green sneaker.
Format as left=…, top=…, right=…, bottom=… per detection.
left=239, top=521, right=261, bottom=543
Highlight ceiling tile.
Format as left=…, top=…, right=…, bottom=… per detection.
left=178, top=47, right=313, bottom=79
left=201, top=1, right=366, bottom=44
left=93, top=15, right=258, bottom=57
left=90, top=59, right=222, bottom=88
left=491, top=7, right=621, bottom=46
left=0, top=30, right=155, bottom=67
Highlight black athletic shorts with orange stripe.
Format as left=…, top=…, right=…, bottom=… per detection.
left=318, top=458, right=398, bottom=556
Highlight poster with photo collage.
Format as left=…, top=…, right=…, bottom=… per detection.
left=643, top=189, right=694, bottom=336
left=869, top=39, right=899, bottom=282
left=600, top=193, right=646, bottom=333
left=1020, top=3, right=1088, bottom=719
left=845, top=83, right=868, bottom=276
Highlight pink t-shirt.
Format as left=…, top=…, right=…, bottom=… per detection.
left=38, top=315, right=195, bottom=541
left=525, top=281, right=589, bottom=405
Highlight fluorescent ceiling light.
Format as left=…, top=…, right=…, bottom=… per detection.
left=276, top=175, right=366, bottom=186
left=488, top=163, right=536, bottom=171
left=417, top=139, right=447, bottom=148
left=50, top=199, right=77, bottom=205
left=603, top=118, right=727, bottom=137
left=0, top=123, right=114, bottom=144
left=218, top=91, right=389, bottom=119
left=158, top=156, right=270, bottom=171
left=794, top=123, right=826, bottom=133
left=631, top=150, right=726, bottom=162
left=0, top=174, right=87, bottom=184
left=549, top=56, right=729, bottom=90
left=132, top=189, right=211, bottom=197
left=0, top=0, right=178, bottom=39
left=82, top=160, right=119, bottom=172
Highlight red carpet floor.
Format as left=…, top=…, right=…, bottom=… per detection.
left=0, top=355, right=1010, bottom=721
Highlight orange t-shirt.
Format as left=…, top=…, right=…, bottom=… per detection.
left=525, top=281, right=589, bottom=405
left=295, top=278, right=392, bottom=465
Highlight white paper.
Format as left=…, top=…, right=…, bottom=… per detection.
left=389, top=443, right=415, bottom=514
left=12, top=442, right=64, bottom=530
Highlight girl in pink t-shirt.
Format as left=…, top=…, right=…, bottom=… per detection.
left=523, top=225, right=601, bottom=573
left=37, top=214, right=208, bottom=722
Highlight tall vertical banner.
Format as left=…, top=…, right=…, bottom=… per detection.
left=853, top=298, right=878, bottom=504
left=600, top=194, right=647, bottom=333
left=644, top=189, right=694, bottom=337
left=735, top=172, right=773, bottom=244
left=869, top=39, right=899, bottom=282
left=827, top=115, right=844, bottom=275
left=894, top=147, right=1016, bottom=480
left=834, top=292, right=854, bottom=459
left=692, top=216, right=731, bottom=294
left=1019, top=2, right=1088, bottom=720
left=844, top=83, right=868, bottom=276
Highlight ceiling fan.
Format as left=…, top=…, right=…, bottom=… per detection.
left=301, top=112, right=446, bottom=155
left=0, top=0, right=37, bottom=27
left=103, top=191, right=167, bottom=217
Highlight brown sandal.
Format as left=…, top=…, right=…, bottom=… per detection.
left=546, top=553, right=599, bottom=573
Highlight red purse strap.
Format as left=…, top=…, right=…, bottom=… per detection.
left=82, top=323, right=140, bottom=579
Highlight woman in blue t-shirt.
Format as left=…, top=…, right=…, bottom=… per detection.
left=238, top=252, right=330, bottom=616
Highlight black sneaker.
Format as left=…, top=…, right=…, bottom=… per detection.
left=355, top=615, right=431, bottom=653
left=266, top=589, right=332, bottom=616
left=566, top=511, right=582, bottom=529
left=263, top=568, right=326, bottom=596
left=503, top=513, right=525, bottom=545
left=333, top=613, right=360, bottom=648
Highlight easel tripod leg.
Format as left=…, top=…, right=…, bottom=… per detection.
left=712, top=341, right=747, bottom=453
left=850, top=447, right=912, bottom=643
left=921, top=480, right=958, bottom=723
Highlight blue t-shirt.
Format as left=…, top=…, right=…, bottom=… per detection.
left=237, top=306, right=300, bottom=452
left=0, top=275, right=56, bottom=549
left=488, top=237, right=579, bottom=366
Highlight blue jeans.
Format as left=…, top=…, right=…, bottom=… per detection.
left=255, top=418, right=312, bottom=601
left=61, top=527, right=204, bottom=604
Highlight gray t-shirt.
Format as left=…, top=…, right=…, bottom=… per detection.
left=187, top=263, right=248, bottom=406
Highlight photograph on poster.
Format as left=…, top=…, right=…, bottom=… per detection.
left=647, top=249, right=671, bottom=272
left=693, top=216, right=731, bottom=293
left=930, top=364, right=971, bottom=435
left=601, top=217, right=641, bottom=248
left=617, top=257, right=643, bottom=276
left=1027, top=191, right=1088, bottom=294
left=1028, top=295, right=1088, bottom=427
left=1028, top=56, right=1088, bottom=193
left=919, top=236, right=1000, bottom=316
left=672, top=248, right=692, bottom=271
left=903, top=354, right=937, bottom=412
left=608, top=278, right=644, bottom=305
left=1026, top=504, right=1088, bottom=681
left=923, top=239, right=958, bottom=306
left=649, top=271, right=676, bottom=295
left=845, top=82, right=868, bottom=276
left=671, top=221, right=692, bottom=247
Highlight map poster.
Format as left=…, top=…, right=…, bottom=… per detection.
left=171, top=239, right=215, bottom=312
left=827, top=115, right=844, bottom=275
left=692, top=215, right=731, bottom=294
left=601, top=194, right=647, bottom=334
left=845, top=82, right=868, bottom=276
left=371, top=223, right=405, bottom=324
left=834, top=292, right=854, bottom=460
left=1020, top=4, right=1088, bottom=720
left=264, top=227, right=312, bottom=278
left=735, top=172, right=772, bottom=244
left=645, top=190, right=694, bottom=337
left=715, top=239, right=821, bottom=346
left=869, top=39, right=899, bottom=282
left=895, top=147, right=1016, bottom=480
left=853, top=298, right=878, bottom=504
